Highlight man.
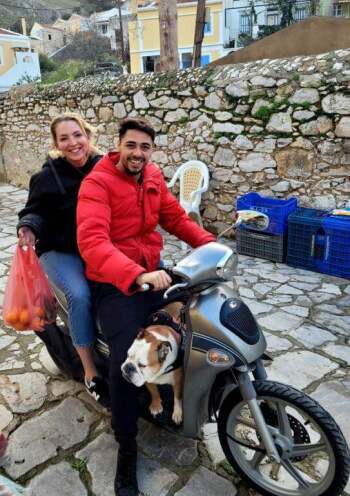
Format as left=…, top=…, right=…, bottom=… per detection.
left=77, top=118, right=215, bottom=496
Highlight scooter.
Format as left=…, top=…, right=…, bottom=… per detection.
left=36, top=211, right=350, bottom=496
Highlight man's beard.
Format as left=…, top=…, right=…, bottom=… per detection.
left=124, top=166, right=141, bottom=176
left=123, top=160, right=145, bottom=176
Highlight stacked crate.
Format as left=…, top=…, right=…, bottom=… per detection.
left=236, top=193, right=297, bottom=263
left=287, top=208, right=350, bottom=279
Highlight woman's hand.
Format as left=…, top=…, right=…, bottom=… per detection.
left=136, top=270, right=172, bottom=292
left=18, top=226, right=36, bottom=247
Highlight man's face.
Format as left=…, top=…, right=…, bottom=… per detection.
left=117, top=129, right=154, bottom=177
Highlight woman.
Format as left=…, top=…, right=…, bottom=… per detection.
left=17, top=112, right=109, bottom=407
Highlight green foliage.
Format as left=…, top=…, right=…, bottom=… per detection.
left=298, top=101, right=313, bottom=109
left=277, top=0, right=295, bottom=27
left=55, top=31, right=114, bottom=63
left=253, top=97, right=289, bottom=121
left=71, top=457, right=88, bottom=475
left=39, top=53, right=57, bottom=73
left=157, top=70, right=178, bottom=88
left=204, top=67, right=217, bottom=86
left=214, top=132, right=223, bottom=140
left=219, top=459, right=235, bottom=475
left=80, top=0, right=114, bottom=15
left=41, top=59, right=94, bottom=85
left=226, top=93, right=240, bottom=105
left=0, top=0, right=79, bottom=31
left=253, top=105, right=272, bottom=121
left=257, top=24, right=282, bottom=39
left=238, top=32, right=254, bottom=48
left=292, top=73, right=300, bottom=81
left=16, top=74, right=40, bottom=86
left=178, top=116, right=189, bottom=125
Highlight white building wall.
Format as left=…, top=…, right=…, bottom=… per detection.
left=0, top=51, right=41, bottom=92
left=224, top=0, right=272, bottom=48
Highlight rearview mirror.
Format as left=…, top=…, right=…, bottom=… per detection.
left=236, top=210, right=269, bottom=231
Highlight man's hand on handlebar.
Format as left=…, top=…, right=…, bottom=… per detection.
left=18, top=226, right=36, bottom=247
left=136, top=270, right=172, bottom=292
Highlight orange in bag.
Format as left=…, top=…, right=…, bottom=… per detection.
left=2, top=244, right=57, bottom=332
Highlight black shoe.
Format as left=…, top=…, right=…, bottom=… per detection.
left=85, top=376, right=110, bottom=408
left=114, top=445, right=139, bottom=496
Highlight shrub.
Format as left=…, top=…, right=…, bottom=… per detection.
left=41, top=59, right=92, bottom=84
left=39, top=53, right=57, bottom=73
left=253, top=97, right=289, bottom=121
left=254, top=105, right=272, bottom=121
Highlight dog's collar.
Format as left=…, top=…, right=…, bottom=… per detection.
left=146, top=310, right=183, bottom=343
left=167, top=326, right=181, bottom=346
left=146, top=310, right=184, bottom=375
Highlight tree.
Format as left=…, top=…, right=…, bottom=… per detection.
left=193, top=0, right=206, bottom=67
left=278, top=0, right=295, bottom=27
left=54, top=31, right=113, bottom=63
left=0, top=12, right=17, bottom=31
left=116, top=0, right=127, bottom=69
left=80, top=0, right=114, bottom=15
left=39, top=53, right=57, bottom=73
left=257, top=24, right=282, bottom=39
left=309, top=0, right=319, bottom=15
left=159, top=0, right=179, bottom=72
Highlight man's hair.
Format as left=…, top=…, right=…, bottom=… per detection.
left=118, top=118, right=155, bottom=142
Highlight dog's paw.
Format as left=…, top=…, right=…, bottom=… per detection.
left=149, top=401, right=163, bottom=417
left=172, top=405, right=183, bottom=425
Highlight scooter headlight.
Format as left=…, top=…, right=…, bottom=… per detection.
left=216, top=251, right=238, bottom=281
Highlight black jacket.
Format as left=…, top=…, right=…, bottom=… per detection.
left=17, top=155, right=102, bottom=256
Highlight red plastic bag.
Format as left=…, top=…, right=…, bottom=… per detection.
left=2, top=244, right=56, bottom=332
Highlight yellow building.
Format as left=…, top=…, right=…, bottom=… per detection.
left=66, top=14, right=91, bottom=35
left=128, top=0, right=225, bottom=74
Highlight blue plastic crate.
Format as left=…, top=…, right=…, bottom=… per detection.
left=287, top=208, right=329, bottom=270
left=322, top=215, right=350, bottom=278
left=287, top=208, right=350, bottom=279
left=237, top=192, right=297, bottom=234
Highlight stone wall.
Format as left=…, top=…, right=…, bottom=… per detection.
left=1, top=48, right=350, bottom=232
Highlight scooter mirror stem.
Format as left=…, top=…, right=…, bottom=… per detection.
left=163, top=282, right=188, bottom=299
left=217, top=224, right=235, bottom=240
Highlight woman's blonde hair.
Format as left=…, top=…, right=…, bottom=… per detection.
left=49, top=112, right=101, bottom=159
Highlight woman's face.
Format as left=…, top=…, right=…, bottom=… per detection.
left=54, top=120, right=90, bottom=167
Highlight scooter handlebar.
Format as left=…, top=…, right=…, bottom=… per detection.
left=140, top=283, right=152, bottom=292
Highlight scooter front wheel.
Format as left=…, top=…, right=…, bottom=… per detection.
left=217, top=380, right=350, bottom=496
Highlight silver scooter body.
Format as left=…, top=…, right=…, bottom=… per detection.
left=50, top=242, right=267, bottom=438
left=168, top=242, right=267, bottom=438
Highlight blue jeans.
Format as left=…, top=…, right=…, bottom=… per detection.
left=39, top=251, right=95, bottom=348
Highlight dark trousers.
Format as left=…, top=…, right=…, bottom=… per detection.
left=90, top=281, right=165, bottom=446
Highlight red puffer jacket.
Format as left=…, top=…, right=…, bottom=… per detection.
left=77, top=152, right=215, bottom=295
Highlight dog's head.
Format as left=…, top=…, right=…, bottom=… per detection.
left=121, top=326, right=178, bottom=386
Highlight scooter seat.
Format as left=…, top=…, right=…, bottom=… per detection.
left=50, top=281, right=68, bottom=314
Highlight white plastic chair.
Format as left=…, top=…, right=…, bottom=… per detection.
left=167, top=160, right=209, bottom=249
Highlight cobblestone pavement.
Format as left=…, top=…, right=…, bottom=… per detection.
left=0, top=183, right=349, bottom=496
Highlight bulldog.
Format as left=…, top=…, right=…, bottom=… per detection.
left=121, top=302, right=184, bottom=425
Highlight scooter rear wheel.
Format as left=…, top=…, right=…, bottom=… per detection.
left=217, top=380, right=350, bottom=496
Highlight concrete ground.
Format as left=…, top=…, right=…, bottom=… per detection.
left=0, top=183, right=349, bottom=496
